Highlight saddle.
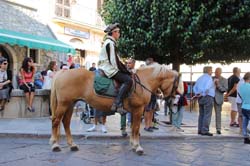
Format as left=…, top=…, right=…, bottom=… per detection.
left=93, top=70, right=120, bottom=97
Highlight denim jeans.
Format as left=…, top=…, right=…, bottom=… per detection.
left=242, top=109, right=250, bottom=137
left=127, top=112, right=131, bottom=124
left=172, top=106, right=184, bottom=128
left=198, top=96, right=213, bottom=133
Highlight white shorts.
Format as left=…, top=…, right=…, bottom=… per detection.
left=228, top=97, right=238, bottom=112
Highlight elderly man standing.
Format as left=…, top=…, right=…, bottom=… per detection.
left=193, top=66, right=215, bottom=136
left=213, top=67, right=228, bottom=134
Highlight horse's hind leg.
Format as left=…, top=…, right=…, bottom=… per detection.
left=62, top=106, right=79, bottom=151
left=50, top=105, right=65, bottom=152
left=131, top=107, right=144, bottom=155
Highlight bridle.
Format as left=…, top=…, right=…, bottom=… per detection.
left=133, top=72, right=179, bottom=98
left=133, top=73, right=155, bottom=95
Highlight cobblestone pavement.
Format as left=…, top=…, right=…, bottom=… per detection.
left=0, top=137, right=249, bottom=166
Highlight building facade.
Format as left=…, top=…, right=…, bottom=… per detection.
left=42, top=0, right=105, bottom=69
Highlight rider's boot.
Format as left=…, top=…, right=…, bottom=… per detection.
left=111, top=84, right=128, bottom=115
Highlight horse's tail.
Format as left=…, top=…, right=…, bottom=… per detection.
left=50, top=76, right=57, bottom=118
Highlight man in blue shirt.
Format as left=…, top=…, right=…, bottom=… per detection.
left=238, top=72, right=250, bottom=144
left=193, top=66, right=215, bottom=136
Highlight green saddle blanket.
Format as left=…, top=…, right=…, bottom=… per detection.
left=94, top=73, right=118, bottom=97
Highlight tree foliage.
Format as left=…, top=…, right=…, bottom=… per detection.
left=101, top=0, right=250, bottom=69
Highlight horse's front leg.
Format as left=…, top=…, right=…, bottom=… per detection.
left=131, top=107, right=144, bottom=155
left=62, top=106, right=79, bottom=151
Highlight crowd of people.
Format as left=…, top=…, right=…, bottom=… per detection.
left=0, top=52, right=77, bottom=114
left=1, top=22, right=250, bottom=145
left=193, top=66, right=250, bottom=144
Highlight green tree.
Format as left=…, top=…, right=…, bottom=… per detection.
left=101, top=0, right=250, bottom=71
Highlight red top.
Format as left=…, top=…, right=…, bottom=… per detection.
left=20, top=70, right=34, bottom=84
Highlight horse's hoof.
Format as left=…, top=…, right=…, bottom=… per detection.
left=70, top=144, right=79, bottom=151
left=136, top=147, right=144, bottom=156
left=52, top=143, right=61, bottom=152
left=49, top=137, right=55, bottom=145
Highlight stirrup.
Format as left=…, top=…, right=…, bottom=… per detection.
left=116, top=106, right=127, bottom=115
left=111, top=103, right=117, bottom=112
left=110, top=103, right=127, bottom=115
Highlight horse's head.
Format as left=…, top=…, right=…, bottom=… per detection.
left=156, top=66, right=179, bottom=99
left=136, top=64, right=179, bottom=100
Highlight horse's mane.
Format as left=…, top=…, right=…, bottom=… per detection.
left=136, top=63, right=174, bottom=78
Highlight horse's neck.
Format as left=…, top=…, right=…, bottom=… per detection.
left=136, top=68, right=161, bottom=93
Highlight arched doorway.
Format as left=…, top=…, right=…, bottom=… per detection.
left=0, top=44, right=18, bottom=88
left=69, top=38, right=85, bottom=68
left=0, top=45, right=12, bottom=70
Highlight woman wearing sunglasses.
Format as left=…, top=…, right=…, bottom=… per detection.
left=0, top=57, right=12, bottom=111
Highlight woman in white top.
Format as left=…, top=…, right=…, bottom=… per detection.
left=43, top=61, right=57, bottom=116
left=43, top=61, right=57, bottom=90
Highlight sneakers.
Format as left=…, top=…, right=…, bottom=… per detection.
left=121, top=129, right=128, bottom=137
left=144, top=127, right=154, bottom=132
left=87, top=125, right=96, bottom=132
left=170, top=126, right=184, bottom=132
left=176, top=127, right=184, bottom=132
left=101, top=125, right=107, bottom=133
left=170, top=126, right=177, bottom=132
left=151, top=126, right=159, bottom=130
left=87, top=125, right=108, bottom=133
left=27, top=107, right=35, bottom=112
left=217, top=130, right=221, bottom=135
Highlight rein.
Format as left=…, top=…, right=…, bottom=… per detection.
left=133, top=73, right=155, bottom=95
left=132, top=71, right=179, bottom=97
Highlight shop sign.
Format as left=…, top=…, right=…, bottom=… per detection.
left=64, top=27, right=90, bottom=39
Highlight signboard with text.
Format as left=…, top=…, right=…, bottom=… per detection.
left=64, top=27, right=90, bottom=39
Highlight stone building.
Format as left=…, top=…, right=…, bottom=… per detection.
left=0, top=0, right=75, bottom=88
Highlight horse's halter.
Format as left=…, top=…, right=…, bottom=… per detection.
left=163, top=73, right=179, bottom=100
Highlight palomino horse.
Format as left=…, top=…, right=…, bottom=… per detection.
left=49, top=63, right=178, bottom=155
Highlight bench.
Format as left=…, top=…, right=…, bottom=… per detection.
left=0, top=89, right=50, bottom=118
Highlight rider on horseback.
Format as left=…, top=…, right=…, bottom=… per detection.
left=98, top=23, right=132, bottom=115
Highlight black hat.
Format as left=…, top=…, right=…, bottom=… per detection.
left=104, top=23, right=120, bottom=33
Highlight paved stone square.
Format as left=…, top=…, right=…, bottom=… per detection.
left=0, top=137, right=249, bottom=166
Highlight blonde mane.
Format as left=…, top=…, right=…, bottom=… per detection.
left=136, top=63, right=173, bottom=78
